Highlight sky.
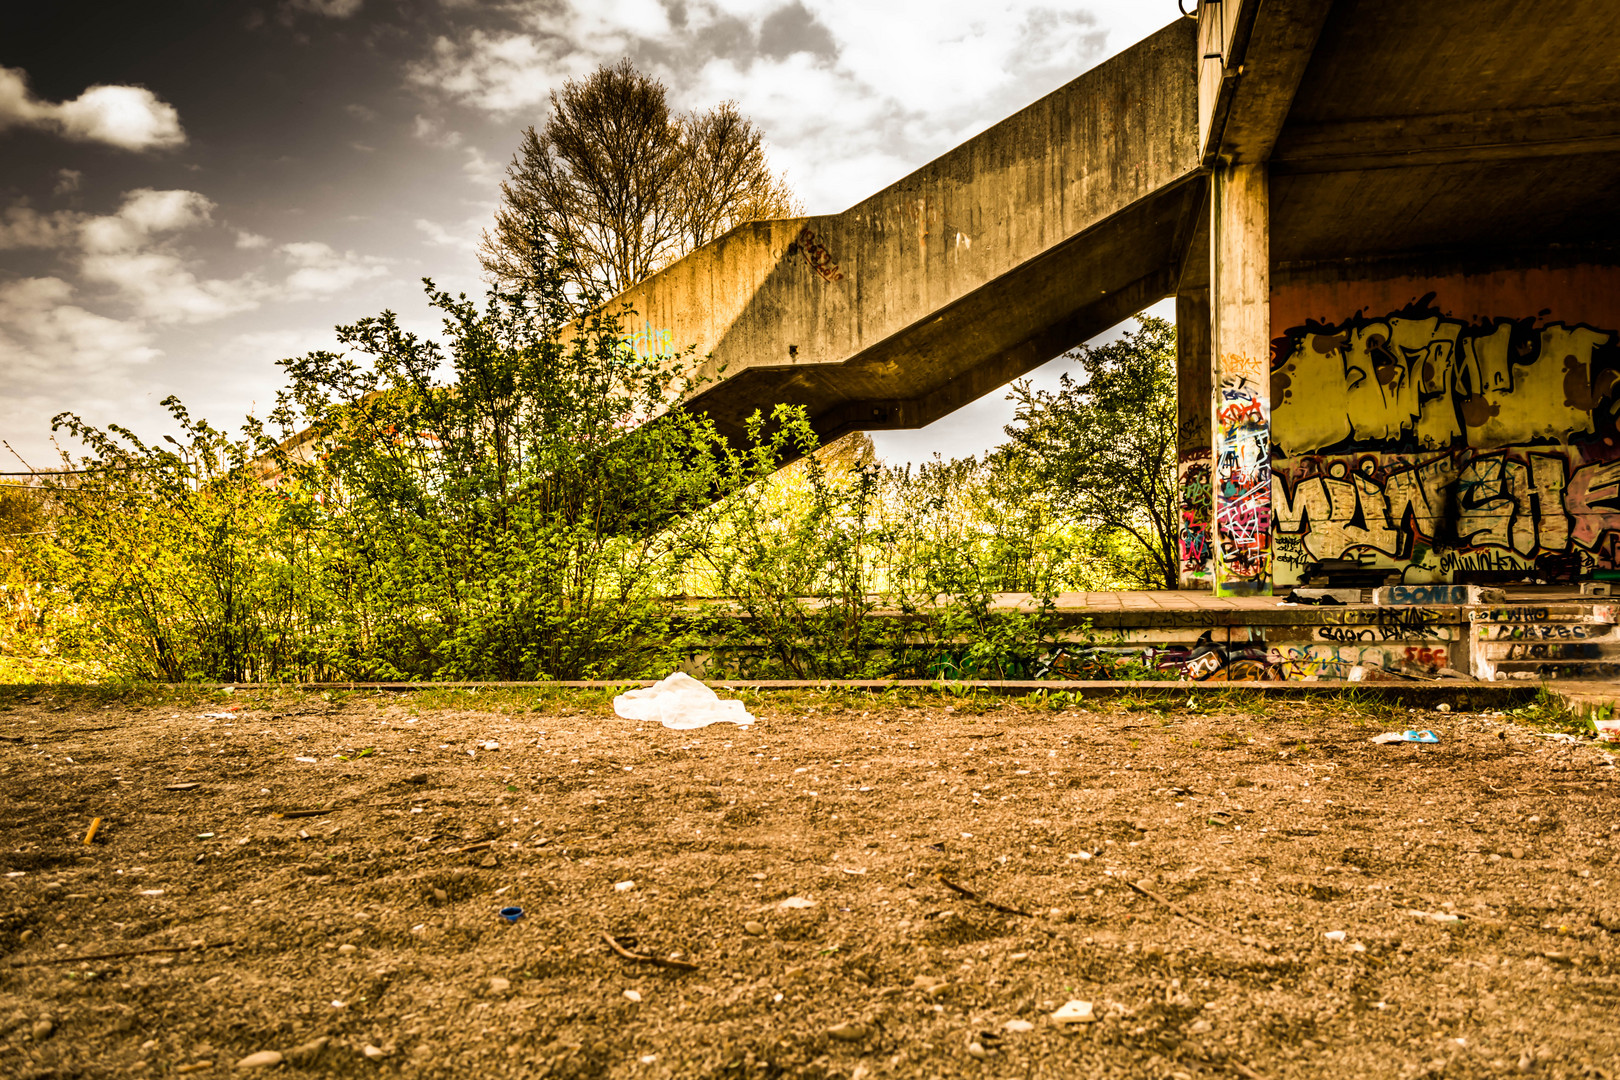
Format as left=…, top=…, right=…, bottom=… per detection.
left=0, top=0, right=1180, bottom=471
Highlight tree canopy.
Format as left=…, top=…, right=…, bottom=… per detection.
left=999, top=316, right=1180, bottom=589
left=480, top=59, right=800, bottom=301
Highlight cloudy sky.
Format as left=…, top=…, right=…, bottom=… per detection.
left=0, top=0, right=1180, bottom=470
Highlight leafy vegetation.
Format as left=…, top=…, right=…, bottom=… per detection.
left=1, top=293, right=1179, bottom=683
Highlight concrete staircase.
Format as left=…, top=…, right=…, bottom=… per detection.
left=1471, top=603, right=1620, bottom=681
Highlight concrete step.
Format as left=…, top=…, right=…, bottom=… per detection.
left=1478, top=641, right=1620, bottom=661
left=1475, top=623, right=1620, bottom=644
left=1488, top=660, right=1620, bottom=680
left=1471, top=606, right=1617, bottom=625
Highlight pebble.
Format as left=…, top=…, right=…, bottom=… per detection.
left=362, top=1044, right=387, bottom=1060
left=235, top=1050, right=283, bottom=1069
left=31, top=1019, right=53, bottom=1041
left=18, top=930, right=32, bottom=943
left=967, top=1041, right=988, bottom=1060
left=407, top=773, right=427, bottom=784
left=778, top=896, right=816, bottom=910
left=826, top=1023, right=869, bottom=1042
left=1323, top=931, right=1347, bottom=943
left=1436, top=703, right=1451, bottom=713
left=338, top=944, right=357, bottom=955
left=1003, top=1019, right=1035, bottom=1033
left=614, top=880, right=636, bottom=892
left=743, top=921, right=766, bottom=935
left=479, top=853, right=497, bottom=869
left=433, top=888, right=448, bottom=902
left=1511, top=847, right=1525, bottom=860
left=283, top=1037, right=329, bottom=1066
left=490, top=977, right=511, bottom=994
left=623, top=990, right=642, bottom=1003
left=1050, top=1000, right=1096, bottom=1024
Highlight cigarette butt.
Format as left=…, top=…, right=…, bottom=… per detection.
left=84, top=817, right=103, bottom=845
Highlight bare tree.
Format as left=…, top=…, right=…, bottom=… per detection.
left=480, top=60, right=801, bottom=302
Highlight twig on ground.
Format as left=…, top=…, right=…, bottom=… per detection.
left=1126, top=880, right=1265, bottom=946
left=1230, top=1061, right=1271, bottom=1080
left=601, top=931, right=698, bottom=972
left=937, top=874, right=1033, bottom=917
left=272, top=809, right=331, bottom=819
left=8, top=941, right=236, bottom=969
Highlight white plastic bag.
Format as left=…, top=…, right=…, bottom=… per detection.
left=613, top=672, right=755, bottom=730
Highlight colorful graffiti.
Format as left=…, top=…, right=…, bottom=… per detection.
left=1270, top=297, right=1620, bottom=584
left=1177, top=449, right=1213, bottom=584
left=1213, top=352, right=1271, bottom=591
left=621, top=321, right=675, bottom=359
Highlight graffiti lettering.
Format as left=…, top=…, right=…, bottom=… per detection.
left=789, top=226, right=844, bottom=282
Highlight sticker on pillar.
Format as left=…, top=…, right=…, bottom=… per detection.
left=1214, top=361, right=1271, bottom=588
left=1177, top=449, right=1213, bottom=584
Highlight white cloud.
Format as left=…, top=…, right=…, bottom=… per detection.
left=0, top=66, right=185, bottom=151
left=74, top=189, right=262, bottom=324
left=236, top=230, right=271, bottom=250
left=412, top=114, right=463, bottom=148
left=0, top=205, right=84, bottom=250
left=53, top=168, right=82, bottom=196
left=415, top=217, right=481, bottom=252
left=0, top=276, right=162, bottom=460
left=288, top=0, right=365, bottom=17
left=279, top=241, right=390, bottom=297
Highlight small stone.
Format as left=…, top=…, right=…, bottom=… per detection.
left=1051, top=1000, right=1096, bottom=1024
left=912, top=975, right=942, bottom=990
left=282, top=1037, right=329, bottom=1066
left=1436, top=703, right=1451, bottom=713
left=479, top=853, right=497, bottom=869
left=826, top=1023, right=869, bottom=1042
left=362, top=1044, right=387, bottom=1060
left=967, top=1041, right=988, bottom=1060
left=1511, top=847, right=1525, bottom=860
left=18, top=929, right=33, bottom=943
left=1003, top=1019, right=1035, bottom=1033
left=337, top=944, right=357, bottom=955
left=407, top=773, right=428, bottom=784
left=623, top=990, right=642, bottom=1003
left=235, top=1050, right=283, bottom=1069
left=490, top=977, right=511, bottom=994
left=743, top=921, right=766, bottom=935
left=433, top=888, right=448, bottom=902
left=614, top=880, right=636, bottom=892
left=778, top=896, right=815, bottom=910
left=1323, top=931, right=1347, bottom=943
left=30, top=1019, right=53, bottom=1041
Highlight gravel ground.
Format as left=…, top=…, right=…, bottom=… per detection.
left=0, top=684, right=1617, bottom=1079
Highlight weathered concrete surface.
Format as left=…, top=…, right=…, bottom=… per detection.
left=608, top=19, right=1200, bottom=446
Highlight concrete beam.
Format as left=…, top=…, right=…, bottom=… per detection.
left=1199, top=0, right=1333, bottom=166
left=1271, top=102, right=1620, bottom=173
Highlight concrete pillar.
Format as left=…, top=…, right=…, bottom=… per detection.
left=1175, top=287, right=1213, bottom=589
left=1209, top=163, right=1272, bottom=596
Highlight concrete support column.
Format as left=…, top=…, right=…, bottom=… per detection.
left=1210, top=163, right=1272, bottom=596
left=1175, top=286, right=1213, bottom=589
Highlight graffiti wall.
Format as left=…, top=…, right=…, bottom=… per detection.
left=1269, top=268, right=1620, bottom=585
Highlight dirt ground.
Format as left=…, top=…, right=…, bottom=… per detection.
left=0, top=684, right=1617, bottom=1080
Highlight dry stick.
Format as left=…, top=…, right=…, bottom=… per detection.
left=272, top=809, right=332, bottom=820
left=600, top=931, right=699, bottom=972
left=1125, top=880, right=1265, bottom=946
left=937, top=874, right=1033, bottom=918
left=8, top=941, right=236, bottom=969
